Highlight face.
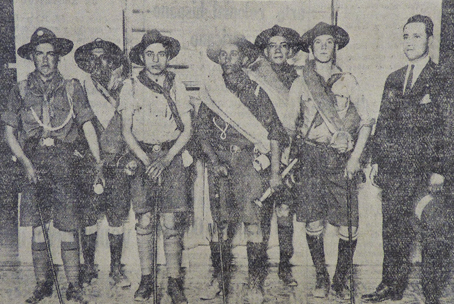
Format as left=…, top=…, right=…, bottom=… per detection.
left=264, top=36, right=291, bottom=65
left=141, top=43, right=168, bottom=75
left=311, top=35, right=335, bottom=63
left=32, top=43, right=59, bottom=78
left=218, top=43, right=243, bottom=74
left=403, top=22, right=431, bottom=62
left=89, top=47, right=113, bottom=79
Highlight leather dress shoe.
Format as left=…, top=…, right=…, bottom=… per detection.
left=361, top=285, right=403, bottom=302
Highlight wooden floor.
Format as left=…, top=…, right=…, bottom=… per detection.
left=1, top=245, right=454, bottom=304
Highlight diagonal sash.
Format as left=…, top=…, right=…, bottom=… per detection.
left=137, top=69, right=184, bottom=132
left=200, top=66, right=271, bottom=154
left=302, top=63, right=345, bottom=134
left=247, top=60, right=299, bottom=133
left=84, top=76, right=116, bottom=129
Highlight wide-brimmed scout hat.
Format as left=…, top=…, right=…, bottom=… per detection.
left=74, top=38, right=124, bottom=73
left=254, top=24, right=301, bottom=52
left=129, top=29, right=180, bottom=66
left=207, top=33, right=259, bottom=66
left=18, top=27, right=73, bottom=60
left=300, top=22, right=349, bottom=53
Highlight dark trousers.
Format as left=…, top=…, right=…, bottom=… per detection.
left=378, top=173, right=423, bottom=295
left=422, top=240, right=452, bottom=304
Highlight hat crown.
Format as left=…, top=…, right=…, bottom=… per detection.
left=142, top=29, right=163, bottom=46
left=31, top=27, right=57, bottom=44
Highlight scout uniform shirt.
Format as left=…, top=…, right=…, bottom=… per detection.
left=289, top=61, right=373, bottom=146
left=2, top=71, right=94, bottom=146
left=118, top=70, right=191, bottom=145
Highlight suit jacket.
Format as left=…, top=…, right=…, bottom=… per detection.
left=371, top=59, right=442, bottom=177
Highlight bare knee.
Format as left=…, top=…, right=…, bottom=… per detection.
left=306, top=220, right=324, bottom=236
left=245, top=223, right=263, bottom=243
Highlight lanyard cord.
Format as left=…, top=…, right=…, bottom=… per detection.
left=212, top=117, right=229, bottom=140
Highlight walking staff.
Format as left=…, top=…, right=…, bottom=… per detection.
left=2, top=27, right=103, bottom=304
left=289, top=22, right=374, bottom=301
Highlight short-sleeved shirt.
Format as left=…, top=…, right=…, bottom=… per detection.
left=1, top=71, right=94, bottom=144
left=289, top=65, right=373, bottom=144
left=118, top=73, right=191, bottom=144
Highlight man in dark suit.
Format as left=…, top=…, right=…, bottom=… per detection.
left=362, top=15, right=444, bottom=302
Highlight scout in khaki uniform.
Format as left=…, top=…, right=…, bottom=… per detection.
left=74, top=38, right=130, bottom=288
left=289, top=22, right=374, bottom=300
left=119, top=30, right=192, bottom=303
left=198, top=33, right=288, bottom=303
left=2, top=28, right=102, bottom=304
left=250, top=24, right=301, bottom=286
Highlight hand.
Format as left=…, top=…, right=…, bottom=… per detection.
left=146, top=155, right=173, bottom=180
left=269, top=173, right=283, bottom=192
left=345, top=155, right=361, bottom=179
left=23, top=159, right=37, bottom=184
left=213, top=164, right=228, bottom=177
left=370, top=163, right=378, bottom=187
left=428, top=173, right=444, bottom=194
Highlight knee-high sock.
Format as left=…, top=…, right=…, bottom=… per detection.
left=32, top=241, right=51, bottom=284
left=333, top=238, right=357, bottom=287
left=306, top=234, right=327, bottom=276
left=81, top=232, right=97, bottom=268
left=278, top=225, right=294, bottom=265
left=164, top=236, right=183, bottom=278
left=61, top=240, right=80, bottom=286
left=108, top=233, right=124, bottom=270
left=136, top=232, right=154, bottom=276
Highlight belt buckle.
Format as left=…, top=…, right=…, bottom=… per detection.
left=40, top=138, right=55, bottom=147
left=230, top=145, right=241, bottom=154
left=152, top=144, right=161, bottom=152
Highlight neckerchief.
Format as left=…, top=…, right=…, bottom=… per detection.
left=137, top=69, right=184, bottom=131
left=27, top=71, right=66, bottom=137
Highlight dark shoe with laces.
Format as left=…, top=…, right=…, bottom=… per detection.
left=167, top=277, right=188, bottom=304
left=110, top=265, right=131, bottom=288
left=66, top=283, right=88, bottom=304
left=134, top=274, right=154, bottom=302
left=25, top=281, right=53, bottom=304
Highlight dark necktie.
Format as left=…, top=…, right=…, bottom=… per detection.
left=404, top=64, right=414, bottom=94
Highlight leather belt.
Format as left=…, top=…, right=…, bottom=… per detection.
left=139, top=140, right=175, bottom=153
left=38, top=137, right=65, bottom=147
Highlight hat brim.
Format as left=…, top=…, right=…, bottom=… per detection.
left=18, top=38, right=74, bottom=60
left=75, top=40, right=124, bottom=73
left=207, top=36, right=259, bottom=66
left=255, top=26, right=301, bottom=52
left=300, top=24, right=349, bottom=53
left=129, top=36, right=180, bottom=66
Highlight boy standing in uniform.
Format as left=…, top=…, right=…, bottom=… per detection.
left=2, top=27, right=102, bottom=304
left=250, top=25, right=301, bottom=286
left=119, top=30, right=192, bottom=303
left=289, top=22, right=374, bottom=300
left=74, top=38, right=130, bottom=288
left=198, top=33, right=288, bottom=303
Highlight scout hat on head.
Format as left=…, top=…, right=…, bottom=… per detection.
left=300, top=22, right=349, bottom=53
left=254, top=24, right=301, bottom=52
left=129, top=29, right=180, bottom=66
left=74, top=38, right=124, bottom=73
left=207, top=33, right=259, bottom=66
left=18, top=27, right=73, bottom=60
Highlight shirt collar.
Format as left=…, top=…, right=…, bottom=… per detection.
left=407, top=55, right=430, bottom=74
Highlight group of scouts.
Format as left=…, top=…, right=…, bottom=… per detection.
left=2, top=12, right=452, bottom=304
